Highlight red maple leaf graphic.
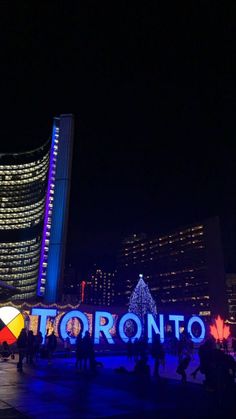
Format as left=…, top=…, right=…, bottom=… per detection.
left=210, top=315, right=230, bottom=342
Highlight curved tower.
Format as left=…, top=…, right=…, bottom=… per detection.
left=0, top=144, right=50, bottom=300
left=0, top=114, right=74, bottom=302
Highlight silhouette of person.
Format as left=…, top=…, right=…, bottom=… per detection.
left=191, top=338, right=214, bottom=380
left=17, top=328, right=28, bottom=371
left=26, top=330, right=35, bottom=365
left=151, top=333, right=165, bottom=378
left=35, top=331, right=43, bottom=360
left=46, top=331, right=57, bottom=364
left=197, top=338, right=215, bottom=390
left=64, top=337, right=71, bottom=357
left=0, top=341, right=11, bottom=359
left=176, top=347, right=191, bottom=383
left=83, top=331, right=95, bottom=371
left=75, top=332, right=84, bottom=370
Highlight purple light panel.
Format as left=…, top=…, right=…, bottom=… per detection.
left=37, top=121, right=59, bottom=296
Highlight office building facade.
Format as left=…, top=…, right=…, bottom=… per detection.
left=117, top=217, right=227, bottom=317
left=0, top=114, right=74, bottom=302
left=85, top=268, right=116, bottom=306
left=226, top=274, right=236, bottom=321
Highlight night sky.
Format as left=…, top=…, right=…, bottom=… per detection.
left=1, top=3, right=236, bottom=275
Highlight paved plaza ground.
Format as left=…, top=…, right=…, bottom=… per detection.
left=0, top=352, right=235, bottom=419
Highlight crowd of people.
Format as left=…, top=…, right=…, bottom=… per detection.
left=75, top=330, right=98, bottom=371
left=190, top=337, right=236, bottom=391
left=14, top=328, right=54, bottom=371
left=1, top=327, right=98, bottom=373
left=123, top=332, right=236, bottom=394
left=1, top=327, right=236, bottom=394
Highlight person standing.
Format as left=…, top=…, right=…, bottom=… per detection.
left=83, top=331, right=95, bottom=371
left=64, top=337, right=71, bottom=357
left=46, top=331, right=57, bottom=364
left=17, top=328, right=28, bottom=372
left=35, top=331, right=43, bottom=360
left=26, top=330, right=35, bottom=365
left=151, top=334, right=165, bottom=378
left=75, top=332, right=84, bottom=370
left=176, top=346, right=191, bottom=383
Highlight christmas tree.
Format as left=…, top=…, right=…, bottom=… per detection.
left=128, top=274, right=157, bottom=324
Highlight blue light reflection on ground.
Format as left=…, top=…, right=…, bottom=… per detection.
left=0, top=353, right=235, bottom=419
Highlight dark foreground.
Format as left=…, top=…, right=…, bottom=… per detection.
left=0, top=356, right=235, bottom=419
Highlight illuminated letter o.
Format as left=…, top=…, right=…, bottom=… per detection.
left=59, top=310, right=89, bottom=344
left=187, top=316, right=205, bottom=343
left=118, top=313, right=142, bottom=343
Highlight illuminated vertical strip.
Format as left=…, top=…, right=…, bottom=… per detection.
left=44, top=114, right=74, bottom=303
left=37, top=120, right=59, bottom=296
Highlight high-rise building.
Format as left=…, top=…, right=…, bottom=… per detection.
left=61, top=264, right=81, bottom=304
left=116, top=217, right=227, bottom=317
left=226, top=274, right=236, bottom=321
left=0, top=114, right=74, bottom=302
left=0, top=280, right=19, bottom=301
left=85, top=268, right=116, bottom=306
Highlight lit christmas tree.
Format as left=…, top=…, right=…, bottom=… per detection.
left=127, top=274, right=157, bottom=335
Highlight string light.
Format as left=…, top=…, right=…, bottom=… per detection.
left=128, top=274, right=157, bottom=321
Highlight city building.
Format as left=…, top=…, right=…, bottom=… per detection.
left=0, top=280, right=19, bottom=301
left=0, top=114, right=74, bottom=302
left=116, top=217, right=228, bottom=317
left=61, top=264, right=81, bottom=305
left=226, top=273, right=236, bottom=321
left=85, top=267, right=116, bottom=306
left=63, top=264, right=79, bottom=294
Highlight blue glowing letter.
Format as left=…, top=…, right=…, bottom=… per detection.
left=59, top=310, right=89, bottom=344
left=94, top=311, right=115, bottom=344
left=168, top=315, right=184, bottom=340
left=118, top=313, right=142, bottom=343
left=187, top=316, right=206, bottom=343
left=31, top=308, right=57, bottom=342
left=147, top=314, right=164, bottom=343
